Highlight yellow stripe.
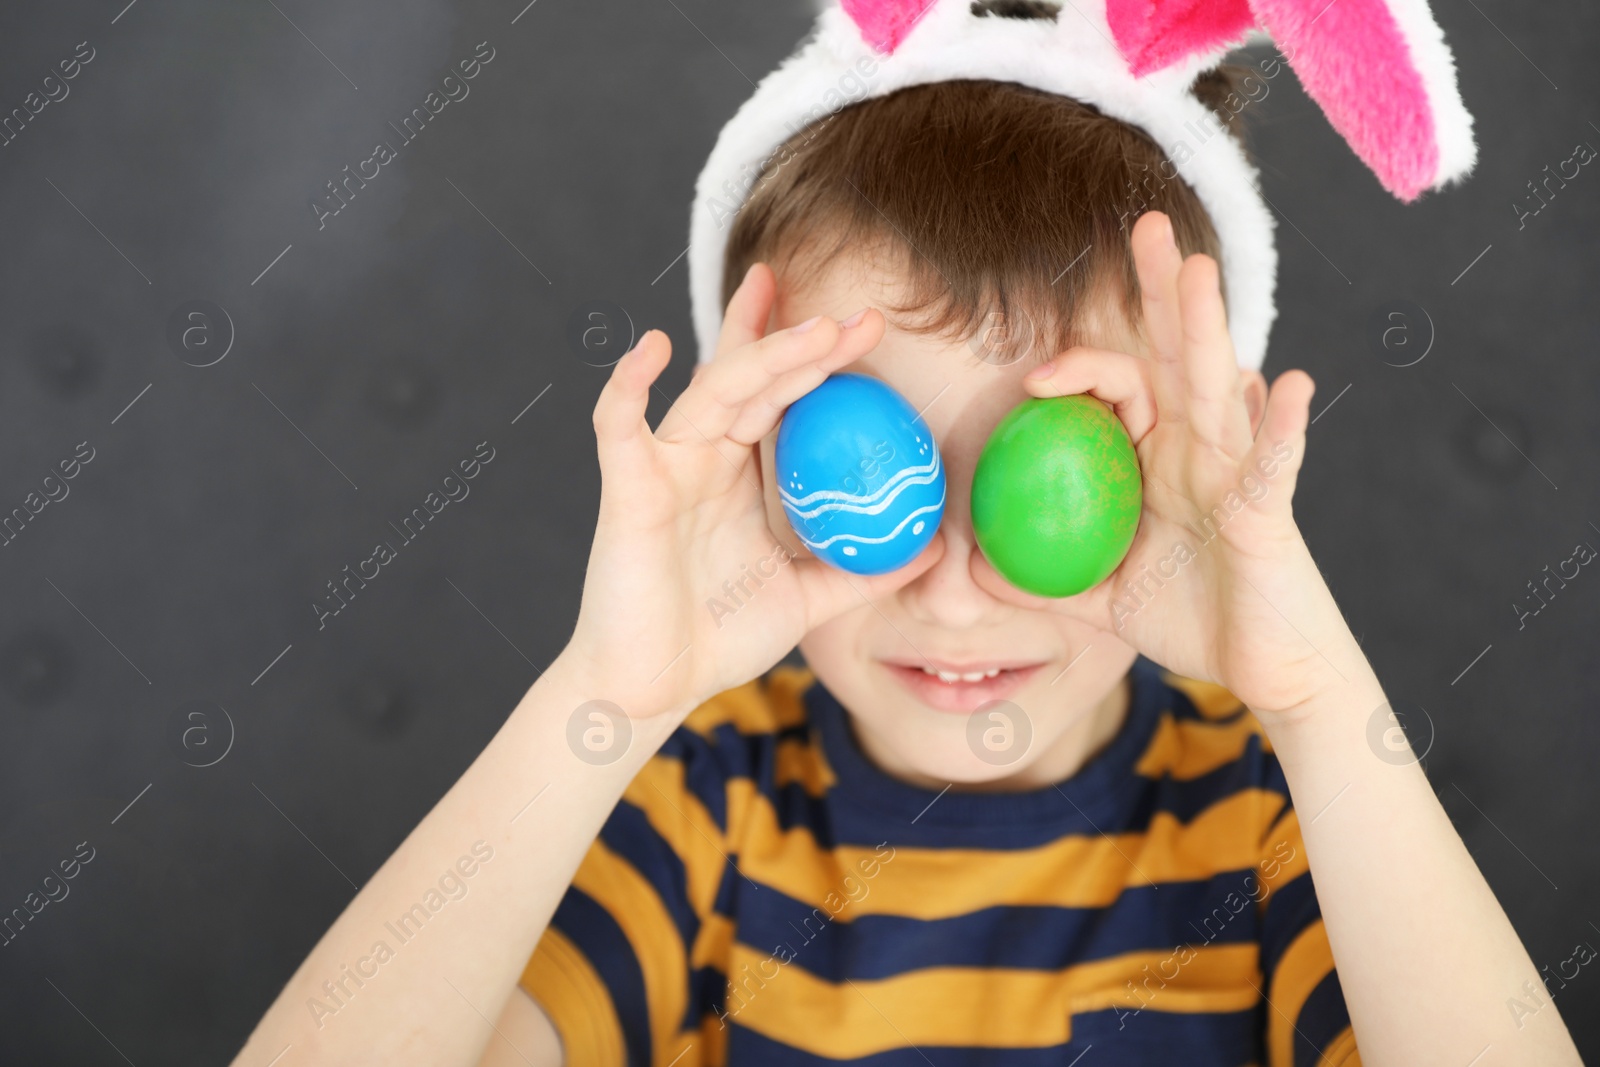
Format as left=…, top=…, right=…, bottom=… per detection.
left=727, top=940, right=1260, bottom=1057
left=691, top=912, right=736, bottom=972
left=1161, top=671, right=1246, bottom=720
left=728, top=785, right=1284, bottom=917
left=520, top=926, right=626, bottom=1067
left=568, top=839, right=688, bottom=1058
left=773, top=734, right=835, bottom=796
left=1317, top=1025, right=1362, bottom=1066
left=1265, top=918, right=1339, bottom=1067
left=1258, top=807, right=1310, bottom=917
left=696, top=1013, right=726, bottom=1066
left=1136, top=710, right=1268, bottom=781
left=657, top=1032, right=699, bottom=1067
left=681, top=667, right=813, bottom=738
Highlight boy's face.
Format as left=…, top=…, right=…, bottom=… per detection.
left=754, top=252, right=1149, bottom=790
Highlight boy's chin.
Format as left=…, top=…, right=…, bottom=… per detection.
left=888, top=733, right=1057, bottom=790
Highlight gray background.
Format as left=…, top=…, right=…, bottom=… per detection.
left=0, top=0, right=1595, bottom=1062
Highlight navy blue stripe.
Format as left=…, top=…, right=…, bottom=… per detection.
left=688, top=963, right=730, bottom=1032
left=1259, top=753, right=1294, bottom=835
left=1134, top=748, right=1284, bottom=827
left=720, top=1007, right=1262, bottom=1065
left=667, top=743, right=1289, bottom=856
left=1292, top=968, right=1354, bottom=1067
left=651, top=699, right=1290, bottom=862
left=1072, top=1005, right=1262, bottom=1065
left=711, top=852, right=743, bottom=917
left=655, top=727, right=735, bottom=833
left=1258, top=868, right=1321, bottom=982
left=596, top=799, right=701, bottom=955
left=720, top=875, right=1263, bottom=982
left=550, top=888, right=652, bottom=1067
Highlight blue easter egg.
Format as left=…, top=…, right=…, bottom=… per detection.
left=775, top=373, right=945, bottom=575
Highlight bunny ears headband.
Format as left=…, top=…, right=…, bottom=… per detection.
left=688, top=0, right=1477, bottom=371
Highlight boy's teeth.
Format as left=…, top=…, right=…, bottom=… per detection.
left=919, top=667, right=1004, bottom=683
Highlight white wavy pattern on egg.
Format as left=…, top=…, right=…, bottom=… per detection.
left=779, top=451, right=942, bottom=518
left=798, top=492, right=946, bottom=551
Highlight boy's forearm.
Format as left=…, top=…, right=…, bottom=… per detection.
left=231, top=650, right=690, bottom=1067
left=1260, top=658, right=1582, bottom=1066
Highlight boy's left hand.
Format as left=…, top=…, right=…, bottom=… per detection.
left=973, top=210, right=1359, bottom=720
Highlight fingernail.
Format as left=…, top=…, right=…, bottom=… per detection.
left=840, top=308, right=868, bottom=329
left=1024, top=363, right=1054, bottom=381
left=792, top=314, right=824, bottom=334
left=1164, top=217, right=1178, bottom=250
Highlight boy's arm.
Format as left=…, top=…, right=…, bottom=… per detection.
left=480, top=990, right=563, bottom=1066
left=229, top=651, right=688, bottom=1066
left=999, top=210, right=1583, bottom=1065
left=233, top=276, right=936, bottom=1066
left=1210, top=533, right=1584, bottom=1065
left=1257, top=591, right=1582, bottom=1066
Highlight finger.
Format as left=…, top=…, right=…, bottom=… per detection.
left=721, top=309, right=885, bottom=445
left=1176, top=252, right=1252, bottom=456
left=713, top=262, right=777, bottom=363
left=1130, top=211, right=1189, bottom=420
left=593, top=329, right=669, bottom=480
left=1244, top=369, right=1315, bottom=506
left=1021, top=345, right=1158, bottom=443
left=660, top=313, right=848, bottom=445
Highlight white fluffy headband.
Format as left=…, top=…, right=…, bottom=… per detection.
left=688, top=0, right=1477, bottom=371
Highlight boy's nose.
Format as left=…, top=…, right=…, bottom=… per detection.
left=896, top=468, right=1015, bottom=630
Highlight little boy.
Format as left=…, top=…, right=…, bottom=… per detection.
left=235, top=39, right=1581, bottom=1067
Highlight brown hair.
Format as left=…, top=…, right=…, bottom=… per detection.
left=721, top=69, right=1257, bottom=363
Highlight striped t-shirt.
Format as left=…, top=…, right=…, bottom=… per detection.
left=521, top=656, right=1360, bottom=1066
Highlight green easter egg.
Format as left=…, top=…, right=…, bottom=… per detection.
left=972, top=395, right=1142, bottom=598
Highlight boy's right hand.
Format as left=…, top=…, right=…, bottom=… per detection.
left=562, top=263, right=944, bottom=722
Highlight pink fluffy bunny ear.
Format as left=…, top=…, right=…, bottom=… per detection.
left=1106, top=0, right=1256, bottom=75
left=1108, top=0, right=1477, bottom=201
left=840, top=0, right=937, bottom=53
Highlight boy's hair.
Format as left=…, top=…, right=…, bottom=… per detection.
left=721, top=72, right=1255, bottom=364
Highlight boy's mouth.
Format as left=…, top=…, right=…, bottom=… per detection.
left=878, top=657, right=1045, bottom=714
